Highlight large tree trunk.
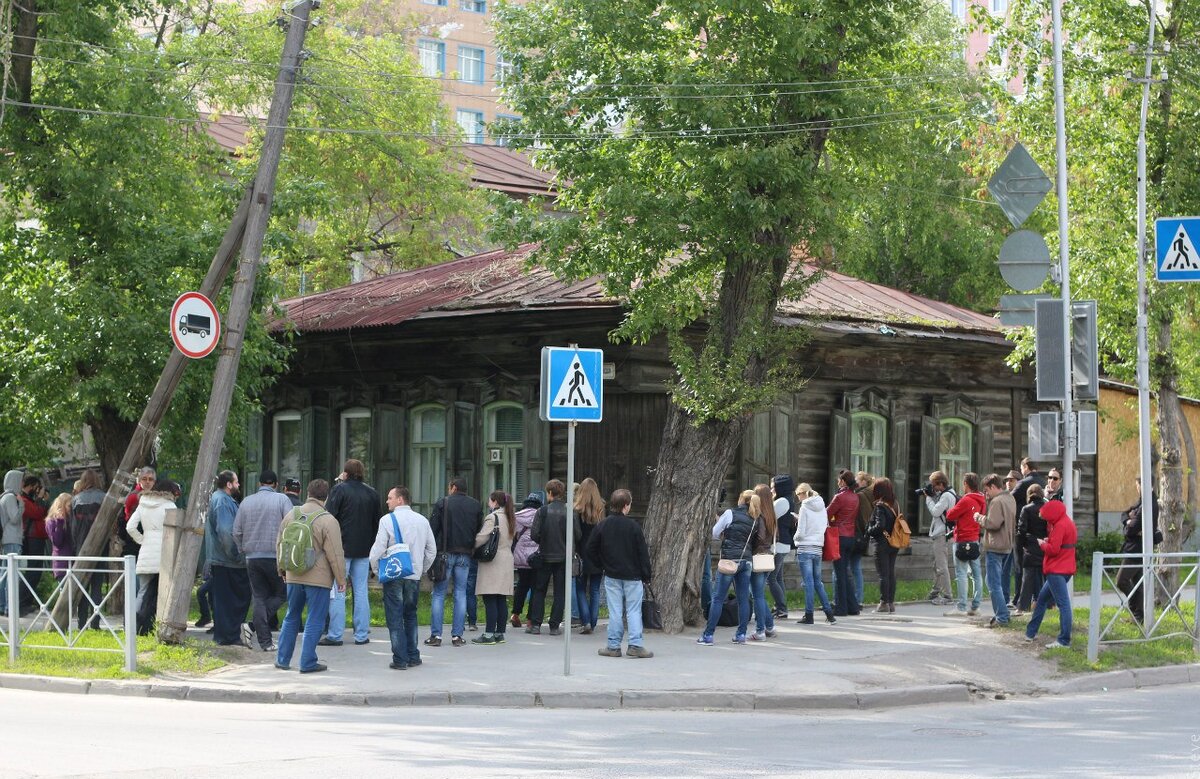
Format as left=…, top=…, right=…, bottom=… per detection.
left=1155, top=313, right=1190, bottom=596
left=642, top=410, right=753, bottom=631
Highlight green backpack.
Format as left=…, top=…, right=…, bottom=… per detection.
left=278, top=509, right=324, bottom=574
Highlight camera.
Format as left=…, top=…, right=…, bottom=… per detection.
left=915, top=482, right=936, bottom=498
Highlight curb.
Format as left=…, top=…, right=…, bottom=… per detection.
left=0, top=666, right=1194, bottom=712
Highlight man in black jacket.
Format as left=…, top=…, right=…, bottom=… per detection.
left=1116, top=476, right=1161, bottom=625
left=527, top=479, right=582, bottom=636
left=587, top=489, right=653, bottom=658
left=426, top=477, right=483, bottom=647
left=321, top=459, right=380, bottom=647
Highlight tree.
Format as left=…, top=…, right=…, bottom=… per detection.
left=0, top=0, right=480, bottom=480
left=494, top=0, right=943, bottom=631
left=824, top=6, right=1009, bottom=311
left=976, top=0, right=1200, bottom=552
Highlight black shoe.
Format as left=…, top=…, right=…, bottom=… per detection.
left=274, top=662, right=290, bottom=671
left=797, top=612, right=814, bottom=624
left=389, top=662, right=408, bottom=670
left=299, top=663, right=328, bottom=674
left=318, top=638, right=343, bottom=647
left=195, top=617, right=211, bottom=628
left=824, top=610, right=837, bottom=624
left=548, top=626, right=562, bottom=636
left=525, top=625, right=541, bottom=635
left=205, top=626, right=215, bottom=634
left=354, top=638, right=370, bottom=645
left=407, top=658, right=423, bottom=667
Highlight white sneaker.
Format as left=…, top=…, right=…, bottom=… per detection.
left=240, top=623, right=255, bottom=649
left=1044, top=640, right=1071, bottom=651
left=943, top=609, right=967, bottom=617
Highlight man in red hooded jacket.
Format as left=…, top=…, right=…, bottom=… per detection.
left=944, top=472, right=985, bottom=616
left=1024, top=499, right=1078, bottom=649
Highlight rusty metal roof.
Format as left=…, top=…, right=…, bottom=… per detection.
left=276, top=245, right=1002, bottom=336
left=204, top=116, right=557, bottom=198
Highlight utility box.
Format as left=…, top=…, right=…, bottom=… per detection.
left=1035, top=299, right=1068, bottom=402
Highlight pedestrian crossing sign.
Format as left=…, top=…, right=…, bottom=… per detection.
left=540, top=346, right=604, bottom=422
left=1156, top=217, right=1200, bottom=281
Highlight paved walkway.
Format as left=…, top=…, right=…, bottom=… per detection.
left=4, top=599, right=1196, bottom=710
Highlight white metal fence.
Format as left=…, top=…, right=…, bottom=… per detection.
left=1087, top=551, right=1200, bottom=663
left=0, top=554, right=137, bottom=672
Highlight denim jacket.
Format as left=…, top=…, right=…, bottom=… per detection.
left=206, top=489, right=245, bottom=568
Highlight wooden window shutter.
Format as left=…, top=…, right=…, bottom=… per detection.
left=888, top=415, right=912, bottom=524
left=974, top=419, right=995, bottom=479
left=828, top=409, right=851, bottom=497
left=452, top=401, right=478, bottom=494
left=244, top=412, right=263, bottom=493
left=372, top=404, right=405, bottom=496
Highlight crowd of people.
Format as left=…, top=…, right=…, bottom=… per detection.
left=3, top=452, right=1139, bottom=666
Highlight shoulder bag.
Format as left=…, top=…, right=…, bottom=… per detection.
left=428, top=504, right=449, bottom=583
left=641, top=583, right=664, bottom=631
left=717, top=515, right=755, bottom=575
left=474, top=513, right=501, bottom=562
left=378, top=512, right=415, bottom=583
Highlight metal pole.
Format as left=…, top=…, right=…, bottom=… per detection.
left=7, top=553, right=18, bottom=663
left=1134, top=1, right=1158, bottom=634
left=564, top=420, right=576, bottom=676
left=1087, top=551, right=1102, bottom=662
left=1192, top=555, right=1199, bottom=654
left=124, top=555, right=137, bottom=673
left=1051, top=0, right=1075, bottom=518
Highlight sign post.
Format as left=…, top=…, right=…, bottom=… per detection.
left=540, top=344, right=604, bottom=676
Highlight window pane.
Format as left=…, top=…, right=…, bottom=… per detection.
left=458, top=46, right=484, bottom=84
left=415, top=407, right=446, bottom=444
left=418, top=40, right=444, bottom=77
left=459, top=0, right=486, bottom=12
left=494, top=406, right=523, bottom=443
left=344, top=416, right=371, bottom=464
left=456, top=109, right=484, bottom=144
left=276, top=418, right=301, bottom=479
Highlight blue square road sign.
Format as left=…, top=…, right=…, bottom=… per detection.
left=540, top=347, right=604, bottom=422
left=1156, top=217, right=1200, bottom=281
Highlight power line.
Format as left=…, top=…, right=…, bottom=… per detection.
left=0, top=97, right=979, bottom=143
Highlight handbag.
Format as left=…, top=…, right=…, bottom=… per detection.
left=717, top=513, right=756, bottom=576
left=822, top=525, right=841, bottom=562
left=527, top=550, right=544, bottom=569
left=641, top=583, right=663, bottom=631
left=428, top=500, right=450, bottom=583
left=752, top=553, right=775, bottom=572
left=572, top=553, right=582, bottom=577
left=378, top=512, right=414, bottom=583
left=474, top=513, right=500, bottom=562
left=955, top=541, right=981, bottom=561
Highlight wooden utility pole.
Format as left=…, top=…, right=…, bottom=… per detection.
left=48, top=187, right=253, bottom=629
left=157, top=0, right=317, bottom=644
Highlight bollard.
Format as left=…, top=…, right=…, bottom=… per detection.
left=7, top=553, right=18, bottom=663
left=124, top=555, right=138, bottom=672
left=1087, top=551, right=1102, bottom=663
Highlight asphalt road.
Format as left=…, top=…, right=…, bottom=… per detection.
left=4, top=685, right=1198, bottom=778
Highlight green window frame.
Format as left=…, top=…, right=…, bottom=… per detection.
left=408, top=404, right=447, bottom=517
left=484, top=402, right=525, bottom=500
left=851, top=411, right=887, bottom=478
left=939, top=418, right=974, bottom=491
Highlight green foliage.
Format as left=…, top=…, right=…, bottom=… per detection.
left=177, top=0, right=484, bottom=296
left=825, top=6, right=1008, bottom=311
left=0, top=0, right=479, bottom=473
left=976, top=0, right=1200, bottom=393
left=492, top=0, right=931, bottom=422
left=4, top=631, right=224, bottom=679
left=1077, top=532, right=1125, bottom=573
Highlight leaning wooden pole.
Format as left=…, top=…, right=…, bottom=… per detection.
left=48, top=186, right=254, bottom=629
left=157, top=1, right=315, bottom=644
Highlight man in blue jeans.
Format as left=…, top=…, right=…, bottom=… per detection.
left=426, top=478, right=483, bottom=647
left=979, top=473, right=1016, bottom=627
left=321, top=459, right=380, bottom=647
left=275, top=479, right=346, bottom=674
left=370, top=486, right=436, bottom=669
left=586, top=488, right=654, bottom=658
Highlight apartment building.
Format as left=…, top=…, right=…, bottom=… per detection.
left=409, top=0, right=516, bottom=145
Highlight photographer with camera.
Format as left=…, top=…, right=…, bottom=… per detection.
left=920, top=471, right=956, bottom=606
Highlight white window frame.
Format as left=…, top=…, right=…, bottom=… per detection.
left=939, top=418, right=975, bottom=490
left=418, top=39, right=445, bottom=78
left=459, top=0, right=486, bottom=13
left=456, top=108, right=485, bottom=144
left=458, top=45, right=485, bottom=85
left=272, top=410, right=302, bottom=478
left=340, top=407, right=372, bottom=470
left=409, top=404, right=448, bottom=516
left=850, top=411, right=887, bottom=478
left=483, top=401, right=525, bottom=499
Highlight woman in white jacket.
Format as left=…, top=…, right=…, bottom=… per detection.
left=792, top=483, right=836, bottom=625
left=126, top=479, right=180, bottom=636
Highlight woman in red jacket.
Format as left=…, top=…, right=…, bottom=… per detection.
left=1024, top=499, right=1078, bottom=649
left=943, top=472, right=985, bottom=616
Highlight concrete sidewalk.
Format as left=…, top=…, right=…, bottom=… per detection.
left=3, top=600, right=1197, bottom=711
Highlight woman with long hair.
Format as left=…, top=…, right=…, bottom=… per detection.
left=473, top=490, right=516, bottom=645
left=792, top=483, right=836, bottom=624
left=697, top=490, right=756, bottom=645
left=748, top=484, right=777, bottom=640
left=510, top=491, right=543, bottom=628
left=769, top=475, right=798, bottom=618
left=868, top=478, right=900, bottom=614
left=45, top=493, right=74, bottom=581
left=126, top=478, right=181, bottom=635
left=573, top=477, right=605, bottom=634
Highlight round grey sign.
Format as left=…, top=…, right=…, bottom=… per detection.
left=999, top=230, right=1051, bottom=291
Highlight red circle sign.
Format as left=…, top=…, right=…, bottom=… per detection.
left=170, top=292, right=221, bottom=359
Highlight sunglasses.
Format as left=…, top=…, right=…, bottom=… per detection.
left=1048, top=476, right=1061, bottom=482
